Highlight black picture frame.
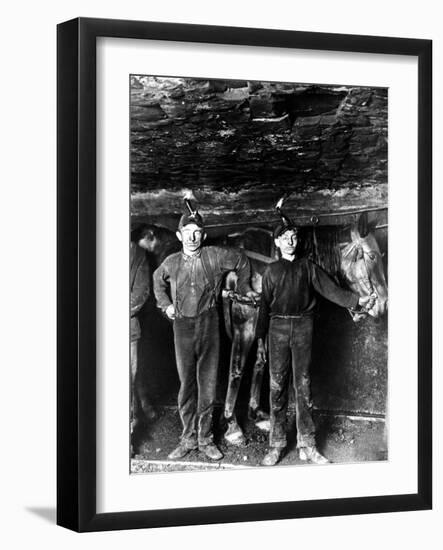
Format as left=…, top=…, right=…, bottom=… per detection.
left=57, top=17, right=432, bottom=532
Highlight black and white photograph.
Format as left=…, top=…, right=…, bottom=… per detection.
left=2, top=0, right=437, bottom=541
left=129, top=75, right=388, bottom=473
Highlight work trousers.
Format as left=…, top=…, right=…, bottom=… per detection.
left=130, top=340, right=138, bottom=430
left=173, top=308, right=220, bottom=447
left=268, top=316, right=316, bottom=449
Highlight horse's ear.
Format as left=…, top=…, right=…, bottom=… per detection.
left=357, top=212, right=369, bottom=237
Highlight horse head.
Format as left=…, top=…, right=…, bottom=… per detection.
left=133, top=223, right=180, bottom=266
left=340, top=220, right=388, bottom=318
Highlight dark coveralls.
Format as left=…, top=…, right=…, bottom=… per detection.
left=153, top=246, right=252, bottom=448
left=130, top=242, right=151, bottom=425
left=255, top=256, right=359, bottom=450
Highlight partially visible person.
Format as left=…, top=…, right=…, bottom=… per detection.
left=130, top=226, right=154, bottom=438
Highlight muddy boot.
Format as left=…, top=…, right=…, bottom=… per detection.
left=168, top=443, right=197, bottom=460
left=299, top=446, right=330, bottom=464
left=200, top=443, right=223, bottom=461
left=261, top=447, right=283, bottom=466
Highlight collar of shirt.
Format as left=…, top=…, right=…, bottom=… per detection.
left=181, top=249, right=202, bottom=262
left=280, top=255, right=299, bottom=264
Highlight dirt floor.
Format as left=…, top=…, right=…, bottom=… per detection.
left=131, top=406, right=387, bottom=473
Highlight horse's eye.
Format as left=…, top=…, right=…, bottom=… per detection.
left=368, top=253, right=376, bottom=261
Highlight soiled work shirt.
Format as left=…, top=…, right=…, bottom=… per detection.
left=153, top=246, right=252, bottom=318
left=255, top=256, right=359, bottom=339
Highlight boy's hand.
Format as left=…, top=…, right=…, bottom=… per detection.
left=358, top=294, right=377, bottom=312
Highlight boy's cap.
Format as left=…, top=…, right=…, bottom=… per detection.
left=178, top=211, right=204, bottom=229
left=273, top=223, right=298, bottom=239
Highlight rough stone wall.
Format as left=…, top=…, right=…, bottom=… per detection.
left=311, top=301, right=388, bottom=416
left=131, top=76, right=387, bottom=228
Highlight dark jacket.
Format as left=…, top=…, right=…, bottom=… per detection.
left=130, top=242, right=151, bottom=341
left=255, top=256, right=359, bottom=339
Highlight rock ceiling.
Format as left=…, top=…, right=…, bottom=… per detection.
left=130, top=76, right=387, bottom=230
